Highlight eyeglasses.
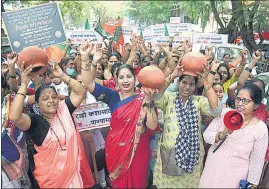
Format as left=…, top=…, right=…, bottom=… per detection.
left=235, top=97, right=253, bottom=105
left=109, top=61, right=118, bottom=63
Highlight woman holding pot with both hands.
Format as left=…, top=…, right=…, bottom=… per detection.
left=152, top=52, right=223, bottom=188
left=9, top=58, right=94, bottom=188
left=80, top=42, right=159, bottom=188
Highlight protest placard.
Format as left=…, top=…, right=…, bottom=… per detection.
left=151, top=24, right=165, bottom=36
left=192, top=33, right=228, bottom=46
left=65, top=30, right=103, bottom=44
left=73, top=102, right=111, bottom=132
left=170, top=17, right=181, bottom=24
left=2, top=3, right=66, bottom=53
left=151, top=36, right=190, bottom=48
left=167, top=23, right=192, bottom=35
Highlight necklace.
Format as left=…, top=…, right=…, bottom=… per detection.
left=41, top=114, right=67, bottom=151
left=241, top=116, right=253, bottom=129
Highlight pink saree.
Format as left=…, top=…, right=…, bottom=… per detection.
left=33, top=100, right=94, bottom=188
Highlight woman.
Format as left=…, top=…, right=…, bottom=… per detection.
left=199, top=83, right=268, bottom=188
left=152, top=64, right=222, bottom=188
left=217, top=60, right=244, bottom=94
left=9, top=59, right=94, bottom=188
left=96, top=62, right=105, bottom=80
left=104, top=53, right=120, bottom=80
left=80, top=42, right=158, bottom=188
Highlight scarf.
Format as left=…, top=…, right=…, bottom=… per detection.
left=174, top=93, right=200, bottom=173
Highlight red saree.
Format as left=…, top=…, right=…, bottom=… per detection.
left=105, top=94, right=154, bottom=188
left=33, top=100, right=94, bottom=188
left=254, top=104, right=267, bottom=123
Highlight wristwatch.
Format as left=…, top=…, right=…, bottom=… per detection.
left=244, top=67, right=252, bottom=73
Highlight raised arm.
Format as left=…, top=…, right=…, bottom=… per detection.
left=51, top=59, right=86, bottom=107
left=237, top=50, right=261, bottom=89
left=158, top=59, right=183, bottom=94
left=6, top=52, right=19, bottom=92
left=234, top=50, right=247, bottom=77
left=126, top=35, right=138, bottom=67
left=207, top=59, right=221, bottom=85
left=9, top=63, right=32, bottom=131
left=122, top=43, right=131, bottom=63
left=80, top=42, right=102, bottom=93
left=62, top=39, right=71, bottom=58
left=197, top=65, right=219, bottom=109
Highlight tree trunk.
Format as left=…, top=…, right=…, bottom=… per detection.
left=210, top=0, right=239, bottom=43
left=235, top=0, right=260, bottom=52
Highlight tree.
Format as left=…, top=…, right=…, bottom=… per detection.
left=124, top=1, right=174, bottom=27
left=179, top=1, right=212, bottom=32
left=211, top=0, right=268, bottom=52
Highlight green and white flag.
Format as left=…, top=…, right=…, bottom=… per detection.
left=94, top=19, right=109, bottom=38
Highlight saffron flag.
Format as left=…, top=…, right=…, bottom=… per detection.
left=113, top=26, right=124, bottom=45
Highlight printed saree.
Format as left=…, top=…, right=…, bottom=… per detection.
left=105, top=93, right=152, bottom=188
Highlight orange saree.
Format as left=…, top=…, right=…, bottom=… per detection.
left=32, top=100, right=94, bottom=188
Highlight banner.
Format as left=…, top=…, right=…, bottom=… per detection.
left=151, top=24, right=165, bottom=36
left=2, top=2, right=66, bottom=53
left=168, top=23, right=192, bottom=36
left=170, top=17, right=181, bottom=24
left=151, top=36, right=190, bottom=48
left=192, top=33, right=228, bottom=46
left=122, top=26, right=133, bottom=36
left=65, top=30, right=103, bottom=44
left=73, top=102, right=111, bottom=132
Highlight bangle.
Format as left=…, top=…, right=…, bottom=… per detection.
left=245, top=67, right=252, bottom=73
left=91, top=64, right=97, bottom=68
left=204, top=85, right=212, bottom=92
left=209, top=70, right=216, bottom=75
left=67, top=76, right=71, bottom=85
left=16, top=92, right=26, bottom=98
left=9, top=74, right=16, bottom=79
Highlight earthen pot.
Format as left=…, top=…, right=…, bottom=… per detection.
left=181, top=51, right=208, bottom=77
left=18, top=46, right=49, bottom=77
left=137, top=65, right=165, bottom=89
left=45, top=46, right=63, bottom=63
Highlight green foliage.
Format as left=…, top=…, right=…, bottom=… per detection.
left=124, top=1, right=173, bottom=27
left=179, top=1, right=211, bottom=29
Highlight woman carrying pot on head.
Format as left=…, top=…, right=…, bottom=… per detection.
left=152, top=57, right=222, bottom=188
left=199, top=83, right=268, bottom=188
left=80, top=42, right=159, bottom=188
left=9, top=59, right=94, bottom=188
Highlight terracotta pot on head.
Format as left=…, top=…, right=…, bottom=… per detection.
left=181, top=51, right=208, bottom=77
left=18, top=46, right=49, bottom=77
left=45, top=46, right=63, bottom=63
left=137, top=65, right=165, bottom=89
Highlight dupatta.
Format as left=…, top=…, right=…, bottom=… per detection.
left=105, top=93, right=147, bottom=182
left=33, top=100, right=91, bottom=188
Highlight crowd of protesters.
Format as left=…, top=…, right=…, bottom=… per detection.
left=1, top=34, right=269, bottom=188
